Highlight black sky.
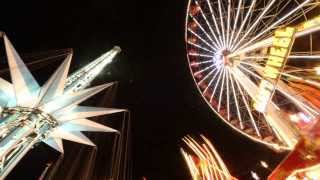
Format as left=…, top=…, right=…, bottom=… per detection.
left=1, top=0, right=286, bottom=179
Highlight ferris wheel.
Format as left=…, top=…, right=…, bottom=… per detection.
left=186, top=0, right=320, bottom=150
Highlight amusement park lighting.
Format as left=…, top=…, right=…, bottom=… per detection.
left=315, top=66, right=320, bottom=75
left=186, top=0, right=320, bottom=151
left=260, top=161, right=269, bottom=169
left=181, top=135, right=237, bottom=180
left=289, top=112, right=312, bottom=124
left=289, top=114, right=300, bottom=123
left=299, top=112, right=312, bottom=123
left=65, top=46, right=121, bottom=93
left=0, top=34, right=124, bottom=178
left=287, top=164, right=320, bottom=179
left=250, top=171, right=260, bottom=180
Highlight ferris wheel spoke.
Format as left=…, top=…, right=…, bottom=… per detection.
left=190, top=15, right=220, bottom=49
left=238, top=65, right=284, bottom=110
left=279, top=3, right=319, bottom=29
left=226, top=0, right=231, bottom=49
left=187, top=41, right=215, bottom=54
left=228, top=0, right=242, bottom=48
left=189, top=52, right=215, bottom=58
left=218, top=69, right=226, bottom=112
left=205, top=0, right=224, bottom=47
left=228, top=68, right=244, bottom=128
left=232, top=0, right=277, bottom=51
left=232, top=69, right=261, bottom=137
left=204, top=68, right=222, bottom=94
left=226, top=68, right=230, bottom=120
left=229, top=22, right=320, bottom=58
left=194, top=64, right=215, bottom=76
left=195, top=0, right=224, bottom=48
left=258, top=0, right=284, bottom=28
left=188, top=28, right=217, bottom=51
left=210, top=69, right=224, bottom=102
left=198, top=67, right=219, bottom=85
left=217, top=0, right=227, bottom=48
left=236, top=0, right=313, bottom=53
left=238, top=65, right=262, bottom=80
left=191, top=60, right=215, bottom=67
left=230, top=0, right=257, bottom=51
left=234, top=59, right=265, bottom=71
left=245, top=54, right=320, bottom=60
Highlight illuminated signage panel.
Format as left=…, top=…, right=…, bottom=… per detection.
left=254, top=27, right=296, bottom=112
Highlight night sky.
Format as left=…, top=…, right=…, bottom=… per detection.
left=1, top=0, right=286, bottom=179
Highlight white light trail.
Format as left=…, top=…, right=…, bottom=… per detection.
left=181, top=135, right=235, bottom=180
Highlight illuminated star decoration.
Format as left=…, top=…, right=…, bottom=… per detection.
left=0, top=35, right=124, bottom=153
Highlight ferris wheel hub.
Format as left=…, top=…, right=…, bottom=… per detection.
left=222, top=49, right=231, bottom=66
left=214, top=49, right=232, bottom=67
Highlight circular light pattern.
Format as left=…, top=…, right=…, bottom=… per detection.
left=186, top=0, right=320, bottom=150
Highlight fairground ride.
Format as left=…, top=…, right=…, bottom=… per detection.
left=186, top=0, right=320, bottom=151
left=181, top=135, right=237, bottom=180
left=0, top=32, right=124, bottom=178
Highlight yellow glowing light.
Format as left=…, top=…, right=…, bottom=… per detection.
left=253, top=80, right=273, bottom=112
left=287, top=164, right=320, bottom=180
left=264, top=65, right=280, bottom=79
left=315, top=66, right=320, bottom=75
left=181, top=135, right=237, bottom=180
left=254, top=27, right=296, bottom=112
left=289, top=114, right=300, bottom=123
left=297, top=15, right=320, bottom=31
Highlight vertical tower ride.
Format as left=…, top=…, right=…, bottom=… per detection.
left=0, top=33, right=123, bottom=178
